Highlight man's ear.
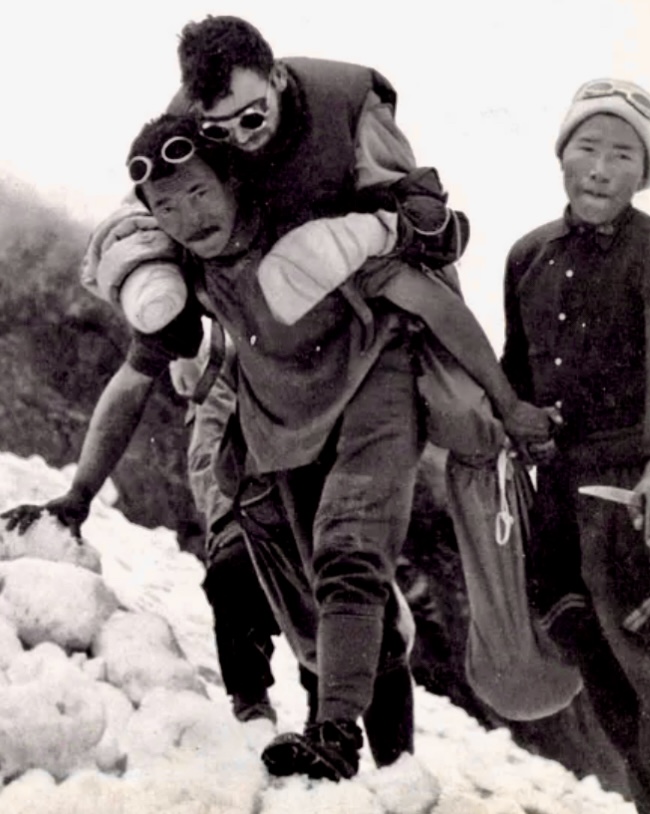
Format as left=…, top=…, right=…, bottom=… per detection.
left=270, top=62, right=288, bottom=93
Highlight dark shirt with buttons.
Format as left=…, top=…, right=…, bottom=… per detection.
left=502, top=205, right=650, bottom=463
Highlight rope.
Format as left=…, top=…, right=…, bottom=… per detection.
left=495, top=448, right=515, bottom=546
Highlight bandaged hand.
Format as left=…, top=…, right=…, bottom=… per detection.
left=80, top=203, right=186, bottom=333
left=99, top=209, right=160, bottom=255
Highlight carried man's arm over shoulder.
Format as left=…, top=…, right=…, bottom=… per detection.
left=258, top=89, right=551, bottom=444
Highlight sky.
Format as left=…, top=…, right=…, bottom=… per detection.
left=1, top=0, right=649, bottom=345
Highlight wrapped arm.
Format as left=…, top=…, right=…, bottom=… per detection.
left=80, top=203, right=187, bottom=334
left=258, top=210, right=398, bottom=324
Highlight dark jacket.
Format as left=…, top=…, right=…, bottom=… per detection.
left=502, top=205, right=650, bottom=464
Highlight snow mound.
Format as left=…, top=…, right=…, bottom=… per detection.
left=0, top=512, right=101, bottom=572
left=0, top=557, right=118, bottom=649
left=93, top=610, right=206, bottom=704
left=0, top=452, right=639, bottom=814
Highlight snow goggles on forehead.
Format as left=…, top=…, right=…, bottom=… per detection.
left=128, top=136, right=196, bottom=184
left=576, top=79, right=650, bottom=120
left=199, top=87, right=271, bottom=143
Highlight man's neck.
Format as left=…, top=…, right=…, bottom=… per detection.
left=565, top=204, right=633, bottom=236
left=217, top=204, right=261, bottom=258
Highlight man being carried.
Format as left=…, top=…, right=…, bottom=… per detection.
left=89, top=15, right=549, bottom=446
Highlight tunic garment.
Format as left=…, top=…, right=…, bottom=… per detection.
left=199, top=249, right=408, bottom=474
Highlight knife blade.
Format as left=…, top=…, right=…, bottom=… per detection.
left=578, top=484, right=643, bottom=509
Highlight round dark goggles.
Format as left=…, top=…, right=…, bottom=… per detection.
left=128, top=136, right=196, bottom=184
left=200, top=110, right=268, bottom=142
left=198, top=86, right=271, bottom=143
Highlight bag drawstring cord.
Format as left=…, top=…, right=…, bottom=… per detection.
left=496, top=448, right=515, bottom=546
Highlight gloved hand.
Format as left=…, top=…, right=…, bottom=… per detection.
left=390, top=170, right=470, bottom=268
left=100, top=211, right=161, bottom=255
left=79, top=202, right=179, bottom=308
left=392, top=168, right=449, bottom=234
left=1, top=488, right=92, bottom=541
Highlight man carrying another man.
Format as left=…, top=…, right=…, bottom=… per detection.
left=4, top=15, right=553, bottom=782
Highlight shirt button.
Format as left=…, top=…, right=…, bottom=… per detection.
left=565, top=269, right=574, bottom=278
left=558, top=312, right=567, bottom=321
left=315, top=345, right=321, bottom=352
left=548, top=259, right=555, bottom=266
left=554, top=357, right=563, bottom=366
left=250, top=335, right=257, bottom=345
left=580, top=322, right=586, bottom=329
left=555, top=400, right=563, bottom=409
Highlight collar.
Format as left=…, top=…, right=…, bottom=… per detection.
left=565, top=204, right=633, bottom=237
left=545, top=205, right=634, bottom=251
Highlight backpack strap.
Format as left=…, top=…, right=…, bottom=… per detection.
left=339, top=281, right=375, bottom=351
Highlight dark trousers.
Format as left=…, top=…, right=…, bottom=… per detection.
left=276, top=341, right=422, bottom=723
left=530, top=456, right=650, bottom=812
left=237, top=472, right=415, bottom=766
left=202, top=533, right=279, bottom=701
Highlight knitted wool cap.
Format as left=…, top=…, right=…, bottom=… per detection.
left=555, top=78, right=650, bottom=188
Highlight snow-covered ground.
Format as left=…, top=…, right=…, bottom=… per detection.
left=0, top=452, right=636, bottom=814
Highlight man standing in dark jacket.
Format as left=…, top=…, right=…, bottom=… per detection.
left=502, top=78, right=650, bottom=813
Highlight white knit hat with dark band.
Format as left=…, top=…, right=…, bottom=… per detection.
left=555, top=78, right=650, bottom=188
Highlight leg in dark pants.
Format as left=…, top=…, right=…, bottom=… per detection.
left=263, top=342, right=421, bottom=780
left=310, top=342, right=421, bottom=724
left=202, top=533, right=280, bottom=722
left=537, top=458, right=650, bottom=813
left=363, top=663, right=414, bottom=767
left=236, top=473, right=416, bottom=764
